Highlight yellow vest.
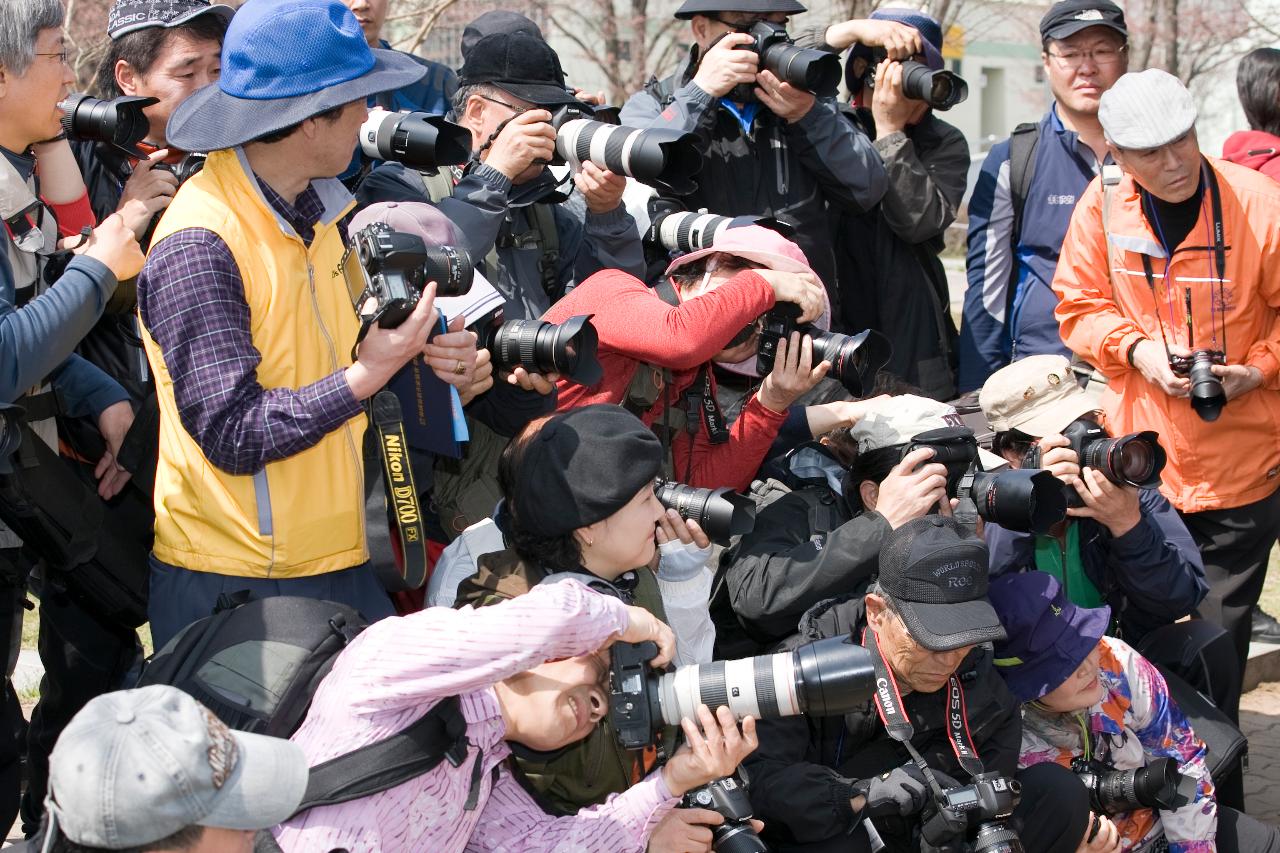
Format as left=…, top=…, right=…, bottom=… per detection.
left=140, top=148, right=367, bottom=578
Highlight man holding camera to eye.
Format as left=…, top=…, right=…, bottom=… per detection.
left=744, top=517, right=1096, bottom=853
left=358, top=27, right=644, bottom=323
left=799, top=10, right=968, bottom=400
left=619, top=0, right=887, bottom=311
left=135, top=0, right=481, bottom=649
left=1052, top=69, right=1280, bottom=687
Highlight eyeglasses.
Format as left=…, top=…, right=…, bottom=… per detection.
left=1046, top=44, right=1127, bottom=69
left=478, top=94, right=528, bottom=115
left=34, top=50, right=69, bottom=65
left=709, top=13, right=772, bottom=30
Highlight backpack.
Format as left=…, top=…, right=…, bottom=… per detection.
left=139, top=595, right=471, bottom=826
left=1002, top=121, right=1041, bottom=333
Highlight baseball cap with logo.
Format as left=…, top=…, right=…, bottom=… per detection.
left=44, top=685, right=307, bottom=848
left=876, top=516, right=1006, bottom=651
left=107, top=0, right=234, bottom=40
left=978, top=355, right=1095, bottom=437
left=1038, top=0, right=1127, bottom=42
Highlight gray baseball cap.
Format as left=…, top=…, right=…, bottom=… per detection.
left=45, top=685, right=308, bottom=849
left=1099, top=69, right=1198, bottom=150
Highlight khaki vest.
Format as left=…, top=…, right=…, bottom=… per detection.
left=140, top=148, right=366, bottom=578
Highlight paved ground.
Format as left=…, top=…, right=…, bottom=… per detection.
left=1242, top=681, right=1280, bottom=822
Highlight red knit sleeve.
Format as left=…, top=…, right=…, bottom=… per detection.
left=546, top=269, right=776, bottom=370
left=46, top=192, right=95, bottom=238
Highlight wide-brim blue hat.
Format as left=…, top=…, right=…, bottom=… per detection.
left=167, top=0, right=426, bottom=152
left=988, top=572, right=1111, bottom=703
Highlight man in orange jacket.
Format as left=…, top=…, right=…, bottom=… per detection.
left=1053, top=69, right=1280, bottom=675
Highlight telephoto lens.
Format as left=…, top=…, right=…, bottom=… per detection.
left=59, top=93, right=157, bottom=157
left=1057, top=420, right=1165, bottom=489
left=899, top=61, right=969, bottom=110
left=653, top=480, right=757, bottom=544
left=480, top=314, right=603, bottom=386
left=358, top=108, right=471, bottom=172
left=1072, top=757, right=1192, bottom=816
left=1187, top=350, right=1226, bottom=422
left=905, top=427, right=1067, bottom=534
left=746, top=22, right=841, bottom=95
left=551, top=110, right=703, bottom=194
left=654, top=211, right=737, bottom=254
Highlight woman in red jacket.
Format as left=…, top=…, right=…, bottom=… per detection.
left=543, top=225, right=830, bottom=491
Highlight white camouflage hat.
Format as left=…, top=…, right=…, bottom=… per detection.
left=1099, top=69, right=1198, bottom=150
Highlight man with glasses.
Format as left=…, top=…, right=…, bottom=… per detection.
left=619, top=0, right=887, bottom=318
left=958, top=0, right=1128, bottom=392
left=0, top=0, right=150, bottom=833
left=742, top=517, right=1096, bottom=853
left=1053, top=69, right=1280, bottom=693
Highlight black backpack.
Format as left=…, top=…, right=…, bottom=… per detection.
left=139, top=595, right=471, bottom=824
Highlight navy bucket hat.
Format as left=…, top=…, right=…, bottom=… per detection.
left=167, top=0, right=426, bottom=152
left=988, top=572, right=1111, bottom=703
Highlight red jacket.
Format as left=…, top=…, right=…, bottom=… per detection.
left=544, top=268, right=783, bottom=491
left=1223, top=130, right=1280, bottom=182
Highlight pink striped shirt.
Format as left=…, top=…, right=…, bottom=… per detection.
left=273, top=579, right=677, bottom=852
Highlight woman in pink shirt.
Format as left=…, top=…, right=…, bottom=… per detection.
left=273, top=578, right=757, bottom=852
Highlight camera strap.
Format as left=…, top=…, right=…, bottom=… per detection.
left=687, top=367, right=730, bottom=445
left=862, top=627, right=985, bottom=790
left=370, top=390, right=429, bottom=589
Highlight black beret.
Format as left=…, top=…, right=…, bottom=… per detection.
left=511, top=405, right=664, bottom=537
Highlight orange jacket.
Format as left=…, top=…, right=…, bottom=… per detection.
left=1053, top=158, right=1280, bottom=513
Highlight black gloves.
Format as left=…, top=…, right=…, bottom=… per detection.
left=854, top=766, right=934, bottom=818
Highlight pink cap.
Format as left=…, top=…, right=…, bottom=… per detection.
left=348, top=201, right=462, bottom=247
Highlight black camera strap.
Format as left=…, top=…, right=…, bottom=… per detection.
left=370, top=390, right=429, bottom=589
left=1138, top=159, right=1229, bottom=364
left=862, top=627, right=985, bottom=793
left=688, top=367, right=730, bottom=446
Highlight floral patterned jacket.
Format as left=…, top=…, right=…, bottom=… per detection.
left=1018, top=637, right=1216, bottom=852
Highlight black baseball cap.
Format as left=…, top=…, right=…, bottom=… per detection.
left=458, top=31, right=579, bottom=108
left=1039, top=0, right=1127, bottom=42
left=876, top=517, right=1006, bottom=652
left=107, top=0, right=233, bottom=40
left=674, top=0, right=806, bottom=20
left=460, top=11, right=543, bottom=60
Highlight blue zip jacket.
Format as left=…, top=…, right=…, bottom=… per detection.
left=984, top=487, right=1208, bottom=642
left=958, top=106, right=1107, bottom=392
left=1, top=250, right=127, bottom=416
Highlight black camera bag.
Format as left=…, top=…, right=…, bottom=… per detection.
left=140, top=594, right=471, bottom=830
left=0, top=417, right=149, bottom=627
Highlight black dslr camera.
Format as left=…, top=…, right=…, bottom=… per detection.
left=903, top=427, right=1066, bottom=534
left=1169, top=349, right=1227, bottom=422
left=1070, top=756, right=1194, bottom=816
left=59, top=93, right=156, bottom=157
left=344, top=222, right=473, bottom=328
left=683, top=773, right=768, bottom=852
left=1022, top=419, right=1166, bottom=507
left=732, top=22, right=841, bottom=97
left=755, top=303, right=891, bottom=397
left=921, top=772, right=1023, bottom=853
left=860, top=50, right=969, bottom=110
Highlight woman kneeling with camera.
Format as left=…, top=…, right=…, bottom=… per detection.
left=273, top=578, right=755, bottom=852
left=988, top=572, right=1280, bottom=852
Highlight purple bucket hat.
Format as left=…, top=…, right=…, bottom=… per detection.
left=987, top=572, right=1111, bottom=703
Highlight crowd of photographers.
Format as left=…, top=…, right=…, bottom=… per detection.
left=1, top=0, right=1280, bottom=850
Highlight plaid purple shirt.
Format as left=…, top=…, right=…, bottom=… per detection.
left=137, top=176, right=361, bottom=476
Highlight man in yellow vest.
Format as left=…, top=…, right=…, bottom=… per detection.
left=135, top=0, right=481, bottom=648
